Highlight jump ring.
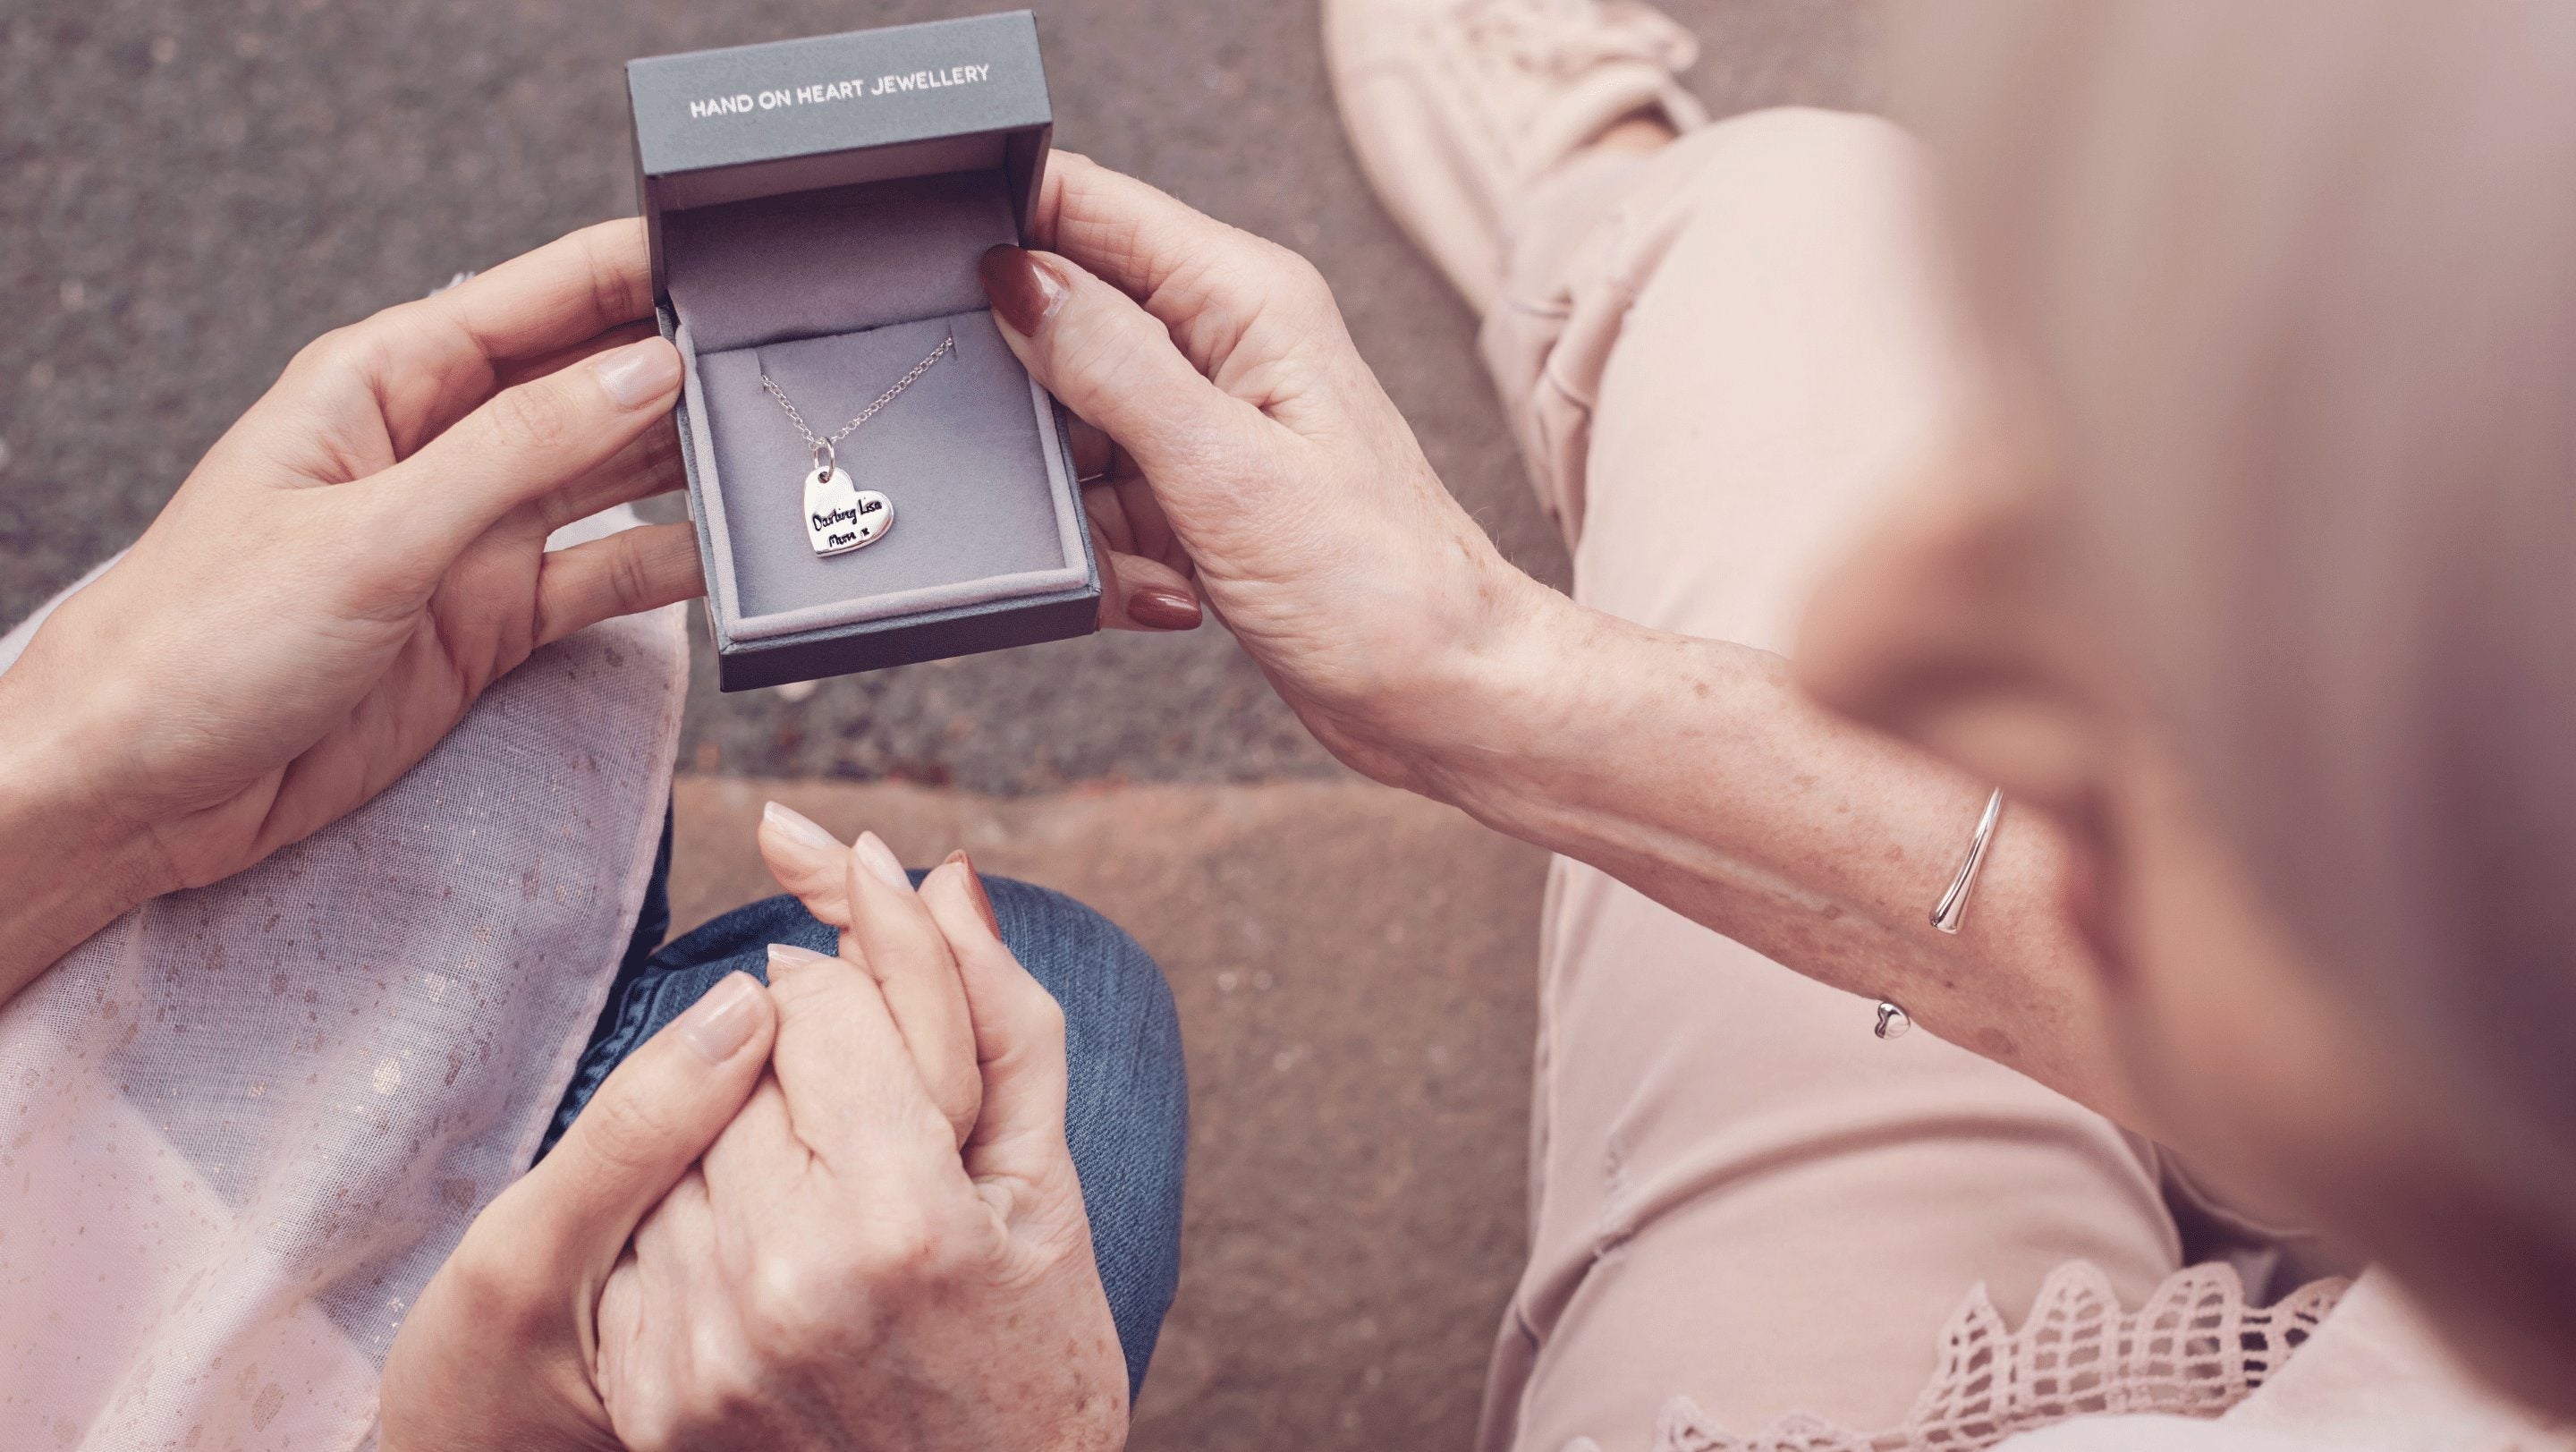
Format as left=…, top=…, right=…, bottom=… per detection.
left=810, top=438, right=836, bottom=476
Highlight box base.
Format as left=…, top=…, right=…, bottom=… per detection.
left=713, top=584, right=1101, bottom=691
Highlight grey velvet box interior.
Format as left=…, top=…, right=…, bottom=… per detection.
left=666, top=169, right=1085, bottom=643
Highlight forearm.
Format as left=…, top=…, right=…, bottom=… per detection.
left=1400, top=584, right=2144, bottom=1125
left=0, top=675, right=165, bottom=1004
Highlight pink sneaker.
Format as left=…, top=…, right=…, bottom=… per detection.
left=1325, top=0, right=1709, bottom=312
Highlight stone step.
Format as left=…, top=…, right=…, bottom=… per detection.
left=673, top=774, right=1548, bottom=1448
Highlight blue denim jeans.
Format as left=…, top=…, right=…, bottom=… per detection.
left=544, top=826, right=1187, bottom=1400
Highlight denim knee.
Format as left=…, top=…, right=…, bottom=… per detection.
left=977, top=876, right=1190, bottom=1385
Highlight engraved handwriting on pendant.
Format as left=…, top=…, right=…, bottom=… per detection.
left=804, top=466, right=894, bottom=556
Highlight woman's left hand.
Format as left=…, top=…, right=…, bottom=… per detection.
left=0, top=220, right=701, bottom=994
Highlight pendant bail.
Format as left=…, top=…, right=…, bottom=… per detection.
left=810, top=438, right=836, bottom=476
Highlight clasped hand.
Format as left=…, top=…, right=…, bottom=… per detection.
left=381, top=817, right=1125, bottom=1452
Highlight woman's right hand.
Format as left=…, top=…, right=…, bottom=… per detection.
left=979, top=154, right=1553, bottom=792
left=980, top=158, right=2146, bottom=1122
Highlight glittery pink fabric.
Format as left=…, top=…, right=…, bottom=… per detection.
left=0, top=511, right=689, bottom=1448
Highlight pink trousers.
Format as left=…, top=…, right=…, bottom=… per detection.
left=1470, top=109, right=2321, bottom=1452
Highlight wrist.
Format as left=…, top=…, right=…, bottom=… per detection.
left=0, top=663, right=168, bottom=997
left=1378, top=582, right=1787, bottom=851
left=1361, top=569, right=1606, bottom=810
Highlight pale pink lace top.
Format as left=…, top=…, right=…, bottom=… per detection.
left=1645, top=1262, right=2343, bottom=1452
left=1614, top=1262, right=2571, bottom=1452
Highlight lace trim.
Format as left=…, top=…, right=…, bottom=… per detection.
left=1649, top=1261, right=2350, bottom=1452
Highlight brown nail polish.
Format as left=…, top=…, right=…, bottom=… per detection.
left=1127, top=585, right=1203, bottom=632
left=954, top=850, right=1003, bottom=938
left=979, top=244, right=1069, bottom=336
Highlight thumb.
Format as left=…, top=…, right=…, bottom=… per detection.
left=978, top=243, right=1272, bottom=489
left=511, top=971, right=775, bottom=1277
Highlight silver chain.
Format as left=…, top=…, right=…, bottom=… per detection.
left=760, top=332, right=956, bottom=472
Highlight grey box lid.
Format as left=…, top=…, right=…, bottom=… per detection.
left=628, top=12, right=1050, bottom=180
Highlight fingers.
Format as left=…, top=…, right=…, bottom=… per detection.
left=758, top=939, right=969, bottom=1175
left=756, top=802, right=856, bottom=926
left=423, top=218, right=656, bottom=373
left=498, top=317, right=661, bottom=395
left=301, top=221, right=657, bottom=456
left=538, top=420, right=685, bottom=532
left=1030, top=152, right=1281, bottom=333
left=916, top=855, right=1075, bottom=1179
left=1080, top=453, right=1200, bottom=632
left=979, top=243, right=1274, bottom=488
left=1098, top=541, right=1201, bottom=633
left=698, top=1071, right=805, bottom=1202
left=1087, top=467, right=1189, bottom=565
left=755, top=805, right=983, bottom=1148
left=1031, top=154, right=1357, bottom=384
left=597, top=1168, right=713, bottom=1426
left=833, top=833, right=984, bottom=1146
left=505, top=972, right=775, bottom=1278
left=372, top=335, right=683, bottom=561
left=532, top=521, right=706, bottom=646
left=1068, top=416, right=1116, bottom=480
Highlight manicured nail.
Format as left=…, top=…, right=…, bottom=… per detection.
left=766, top=942, right=836, bottom=978
left=854, top=831, right=911, bottom=892
left=979, top=245, right=1070, bottom=336
left=592, top=336, right=682, bottom=410
left=948, top=850, right=1003, bottom=938
left=763, top=800, right=842, bottom=853
left=679, top=971, right=764, bottom=1062
left=1126, top=584, right=1202, bottom=632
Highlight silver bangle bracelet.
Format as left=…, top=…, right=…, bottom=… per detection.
left=1876, top=787, right=2005, bottom=1041
left=1929, top=787, right=2004, bottom=935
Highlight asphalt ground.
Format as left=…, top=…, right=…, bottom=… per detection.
left=2, top=0, right=1873, bottom=791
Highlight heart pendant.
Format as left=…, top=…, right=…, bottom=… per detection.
left=804, top=465, right=894, bottom=556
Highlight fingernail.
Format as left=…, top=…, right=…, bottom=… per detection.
left=854, top=831, right=911, bottom=892
left=763, top=800, right=842, bottom=853
left=679, top=972, right=764, bottom=1062
left=979, top=245, right=1070, bottom=336
left=1126, top=584, right=1203, bottom=632
left=949, top=850, right=1003, bottom=938
left=765, top=942, right=835, bottom=979
left=592, top=337, right=682, bottom=410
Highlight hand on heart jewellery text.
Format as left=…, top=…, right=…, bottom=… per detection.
left=761, top=332, right=955, bottom=557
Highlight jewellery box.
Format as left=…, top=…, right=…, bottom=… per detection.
left=627, top=11, right=1097, bottom=690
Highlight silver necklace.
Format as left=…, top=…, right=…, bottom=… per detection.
left=760, top=332, right=956, bottom=556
